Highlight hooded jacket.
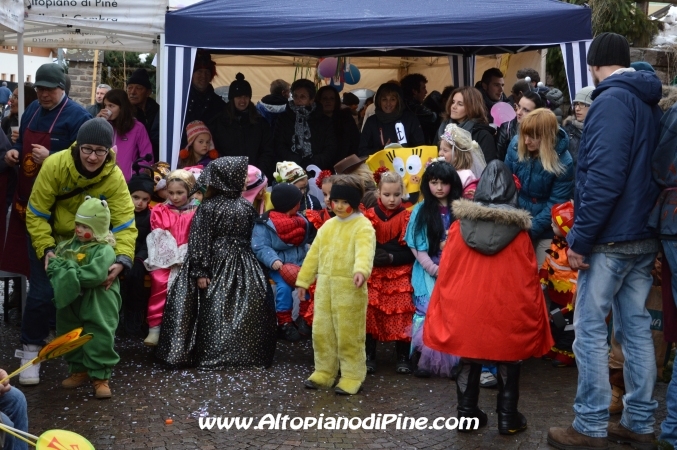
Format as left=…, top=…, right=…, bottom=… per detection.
left=422, top=161, right=553, bottom=361
left=505, top=127, right=573, bottom=240
left=252, top=211, right=311, bottom=269
left=495, top=118, right=518, bottom=161
left=26, top=145, right=137, bottom=267
left=567, top=69, right=663, bottom=255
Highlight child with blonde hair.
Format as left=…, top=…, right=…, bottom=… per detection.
left=143, top=169, right=198, bottom=346
left=364, top=171, right=415, bottom=374
left=296, top=174, right=376, bottom=395
left=438, top=123, right=486, bottom=199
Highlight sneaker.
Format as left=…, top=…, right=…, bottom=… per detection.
left=92, top=379, right=111, bottom=399
left=144, top=326, right=161, bottom=347
left=607, top=422, right=656, bottom=450
left=548, top=426, right=609, bottom=449
left=15, top=344, right=41, bottom=386
left=413, top=368, right=431, bottom=378
left=395, top=356, right=412, bottom=374
left=479, top=371, right=497, bottom=388
left=62, top=372, right=89, bottom=389
left=609, top=385, right=624, bottom=415
left=278, top=322, right=301, bottom=342
left=552, top=350, right=576, bottom=368
left=294, top=316, right=311, bottom=338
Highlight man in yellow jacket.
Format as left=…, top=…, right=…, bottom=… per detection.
left=20, top=118, right=136, bottom=386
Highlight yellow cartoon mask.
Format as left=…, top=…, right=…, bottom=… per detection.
left=366, top=146, right=438, bottom=194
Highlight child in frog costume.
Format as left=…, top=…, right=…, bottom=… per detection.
left=47, top=196, right=121, bottom=399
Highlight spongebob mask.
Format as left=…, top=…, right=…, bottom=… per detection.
left=365, top=146, right=438, bottom=194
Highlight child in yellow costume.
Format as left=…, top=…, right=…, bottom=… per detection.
left=296, top=174, right=376, bottom=395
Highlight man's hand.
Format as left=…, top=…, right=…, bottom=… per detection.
left=354, top=273, right=365, bottom=288
left=44, top=251, right=55, bottom=270
left=4, top=149, right=19, bottom=166
left=198, top=277, right=210, bottom=289
left=102, top=263, right=124, bottom=290
left=567, top=248, right=590, bottom=271
left=31, top=144, right=49, bottom=165
left=271, top=260, right=283, bottom=271
left=296, top=287, right=307, bottom=301
left=0, top=369, right=11, bottom=395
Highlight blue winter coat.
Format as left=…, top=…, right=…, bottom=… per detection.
left=505, top=127, right=573, bottom=240
left=567, top=70, right=663, bottom=255
left=649, top=102, right=677, bottom=238
left=251, top=212, right=310, bottom=269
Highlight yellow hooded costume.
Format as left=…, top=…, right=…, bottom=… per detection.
left=296, top=213, right=376, bottom=394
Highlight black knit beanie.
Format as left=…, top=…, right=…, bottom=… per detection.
left=128, top=173, right=155, bottom=197
left=271, top=183, right=303, bottom=212
left=127, top=68, right=152, bottom=90
left=330, top=184, right=362, bottom=211
left=587, top=32, right=630, bottom=68
left=229, top=73, right=252, bottom=99
left=77, top=118, right=114, bottom=149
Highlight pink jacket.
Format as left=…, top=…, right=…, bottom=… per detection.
left=112, top=119, right=154, bottom=181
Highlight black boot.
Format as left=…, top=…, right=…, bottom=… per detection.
left=496, top=362, right=527, bottom=435
left=456, top=362, right=487, bottom=432
left=395, top=341, right=412, bottom=374
left=365, top=334, right=377, bottom=374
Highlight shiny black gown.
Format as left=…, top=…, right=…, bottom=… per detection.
left=156, top=157, right=277, bottom=368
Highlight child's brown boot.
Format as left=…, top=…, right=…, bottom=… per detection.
left=92, top=379, right=111, bottom=399
left=62, top=372, right=89, bottom=389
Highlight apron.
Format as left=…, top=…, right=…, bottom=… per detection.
left=0, top=99, right=69, bottom=277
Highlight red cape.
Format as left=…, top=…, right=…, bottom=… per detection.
left=423, top=221, right=553, bottom=361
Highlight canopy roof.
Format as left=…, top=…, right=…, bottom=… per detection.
left=166, top=0, right=592, bottom=55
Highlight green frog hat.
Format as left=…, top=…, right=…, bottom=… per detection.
left=74, top=196, right=116, bottom=246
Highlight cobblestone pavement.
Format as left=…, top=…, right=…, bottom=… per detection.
left=0, top=311, right=669, bottom=449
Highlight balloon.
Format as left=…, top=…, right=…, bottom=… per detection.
left=344, top=64, right=361, bottom=85
left=491, top=102, right=517, bottom=127
left=329, top=77, right=344, bottom=93
left=37, top=429, right=95, bottom=450
left=318, top=57, right=338, bottom=78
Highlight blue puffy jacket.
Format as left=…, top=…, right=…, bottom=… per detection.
left=505, top=127, right=573, bottom=240
left=251, top=212, right=310, bottom=269
left=567, top=69, right=663, bottom=255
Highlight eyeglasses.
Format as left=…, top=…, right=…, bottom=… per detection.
left=573, top=102, right=589, bottom=109
left=34, top=86, right=57, bottom=93
left=80, top=146, right=108, bottom=157
left=10, top=94, right=17, bottom=100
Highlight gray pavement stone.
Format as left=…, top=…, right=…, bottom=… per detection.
left=0, top=314, right=669, bottom=449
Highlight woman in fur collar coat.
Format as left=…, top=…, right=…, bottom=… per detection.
left=423, top=160, right=553, bottom=436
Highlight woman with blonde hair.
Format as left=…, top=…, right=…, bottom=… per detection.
left=505, top=108, right=573, bottom=266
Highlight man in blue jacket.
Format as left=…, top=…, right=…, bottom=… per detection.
left=548, top=33, right=663, bottom=450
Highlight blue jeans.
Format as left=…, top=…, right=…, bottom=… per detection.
left=660, top=240, right=677, bottom=444
left=270, top=270, right=293, bottom=312
left=20, top=235, right=55, bottom=345
left=572, top=251, right=657, bottom=438
left=0, top=387, right=28, bottom=450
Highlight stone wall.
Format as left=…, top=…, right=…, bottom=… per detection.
left=630, top=47, right=677, bottom=84
left=67, top=50, right=104, bottom=108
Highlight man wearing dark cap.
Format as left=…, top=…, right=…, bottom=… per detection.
left=180, top=51, right=226, bottom=148
left=127, top=68, right=159, bottom=160
left=1, top=65, right=91, bottom=383
left=548, top=32, right=663, bottom=450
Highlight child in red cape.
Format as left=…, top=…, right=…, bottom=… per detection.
left=423, top=160, right=553, bottom=436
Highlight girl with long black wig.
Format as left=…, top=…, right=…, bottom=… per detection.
left=404, top=160, right=462, bottom=378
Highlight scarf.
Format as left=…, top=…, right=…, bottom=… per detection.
left=375, top=107, right=404, bottom=123
left=376, top=199, right=404, bottom=219
left=269, top=211, right=307, bottom=246
left=288, top=101, right=315, bottom=158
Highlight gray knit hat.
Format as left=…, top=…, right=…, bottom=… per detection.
left=77, top=118, right=114, bottom=149
left=587, top=32, right=630, bottom=68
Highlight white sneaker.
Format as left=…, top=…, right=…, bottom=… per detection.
left=479, top=371, right=497, bottom=388
left=15, top=344, right=42, bottom=386
left=144, top=326, right=160, bottom=347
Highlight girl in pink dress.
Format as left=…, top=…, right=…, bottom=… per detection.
left=143, top=169, right=199, bottom=346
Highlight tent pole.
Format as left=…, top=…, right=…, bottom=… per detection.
left=158, top=33, right=167, bottom=164
left=17, top=33, right=24, bottom=121
left=540, top=49, right=547, bottom=85
left=91, top=50, right=99, bottom=105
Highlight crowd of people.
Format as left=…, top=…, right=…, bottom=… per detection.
left=3, top=31, right=677, bottom=450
